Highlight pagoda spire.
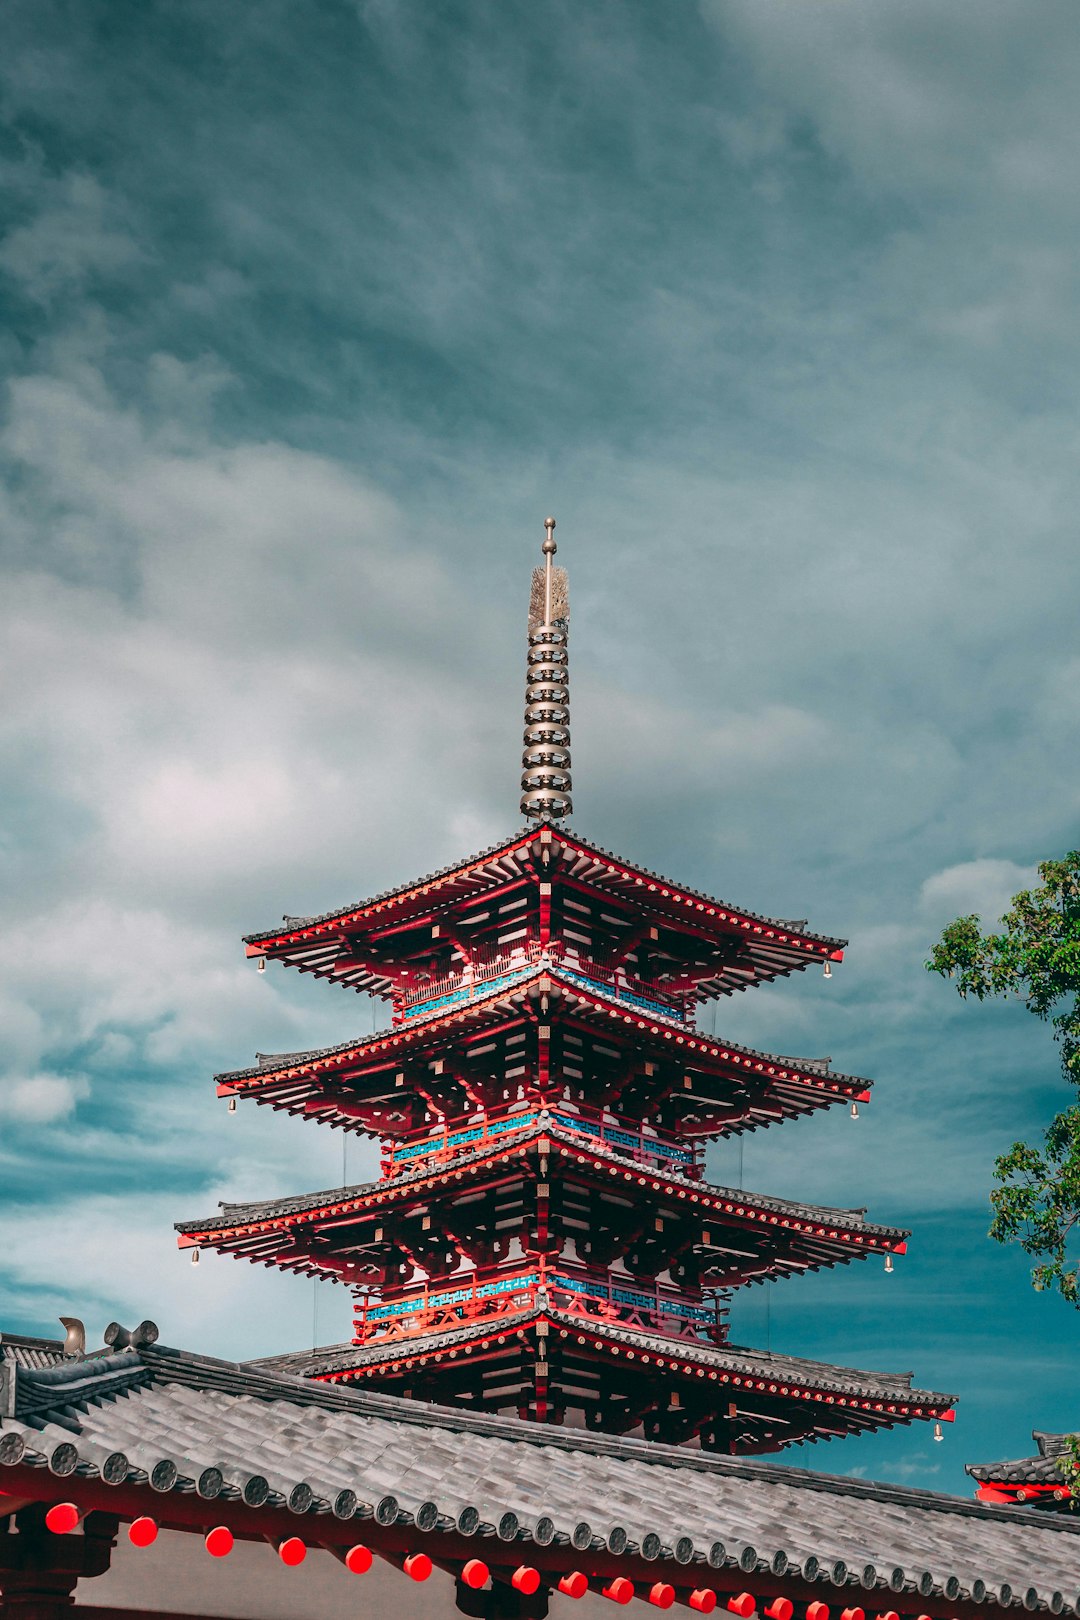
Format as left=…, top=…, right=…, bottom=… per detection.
left=520, top=516, right=572, bottom=821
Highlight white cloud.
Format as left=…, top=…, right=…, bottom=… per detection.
left=1, top=4, right=1078, bottom=1487
left=0, top=1072, right=90, bottom=1123
left=709, top=0, right=1080, bottom=204
left=0, top=172, right=144, bottom=301
left=0, top=1192, right=354, bottom=1360
left=918, top=858, right=1038, bottom=930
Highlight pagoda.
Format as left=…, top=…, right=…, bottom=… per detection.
left=178, top=519, right=954, bottom=1456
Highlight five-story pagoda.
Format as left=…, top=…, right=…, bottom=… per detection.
left=178, top=520, right=954, bottom=1457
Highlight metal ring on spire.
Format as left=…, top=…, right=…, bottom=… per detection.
left=520, top=517, right=572, bottom=820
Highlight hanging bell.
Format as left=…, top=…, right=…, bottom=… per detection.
left=934, top=1422, right=944, bottom=1442
left=256, top=957, right=266, bottom=973
left=823, top=961, right=832, bottom=979
left=884, top=1254, right=894, bottom=1274
left=227, top=1096, right=237, bottom=1114
left=191, top=1247, right=200, bottom=1266
left=850, top=1102, right=859, bottom=1120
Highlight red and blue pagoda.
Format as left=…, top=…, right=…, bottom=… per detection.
left=178, top=519, right=954, bottom=1456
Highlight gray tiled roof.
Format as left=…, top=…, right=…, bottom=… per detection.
left=176, top=1118, right=904, bottom=1245
left=252, top=1304, right=952, bottom=1412
left=242, top=825, right=846, bottom=950
left=0, top=1333, right=67, bottom=1372
left=215, top=984, right=870, bottom=1090
left=0, top=1329, right=1071, bottom=1611
left=967, top=1432, right=1076, bottom=1485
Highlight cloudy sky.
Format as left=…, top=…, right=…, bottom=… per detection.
left=4, top=0, right=1080, bottom=1494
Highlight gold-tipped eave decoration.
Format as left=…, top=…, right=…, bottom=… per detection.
left=520, top=517, right=572, bottom=821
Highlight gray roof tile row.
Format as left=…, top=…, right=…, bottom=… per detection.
left=968, top=1432, right=1077, bottom=1486
left=176, top=1117, right=903, bottom=1242
left=254, top=1301, right=952, bottom=1411
left=242, top=825, right=846, bottom=951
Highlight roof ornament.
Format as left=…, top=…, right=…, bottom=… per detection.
left=104, top=1319, right=160, bottom=1351
left=520, top=517, right=572, bottom=821
left=58, top=1316, right=85, bottom=1361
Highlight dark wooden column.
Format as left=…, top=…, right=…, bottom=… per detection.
left=0, top=1508, right=117, bottom=1620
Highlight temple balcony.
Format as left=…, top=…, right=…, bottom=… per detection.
left=391, top=940, right=689, bottom=1027
left=381, top=1098, right=703, bottom=1179
left=353, top=1256, right=726, bottom=1349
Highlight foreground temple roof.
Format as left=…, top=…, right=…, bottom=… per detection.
left=0, top=1324, right=1070, bottom=1615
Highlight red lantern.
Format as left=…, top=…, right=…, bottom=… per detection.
left=128, top=1517, right=159, bottom=1548
left=45, top=1504, right=81, bottom=1535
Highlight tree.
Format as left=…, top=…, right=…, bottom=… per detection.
left=926, top=851, right=1080, bottom=1305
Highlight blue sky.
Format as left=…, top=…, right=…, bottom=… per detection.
left=3, top=0, right=1080, bottom=1494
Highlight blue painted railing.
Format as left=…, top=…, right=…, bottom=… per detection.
left=364, top=1269, right=714, bottom=1328
left=395, top=957, right=687, bottom=1027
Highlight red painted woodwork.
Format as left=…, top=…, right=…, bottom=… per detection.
left=344, top=1544, right=373, bottom=1573
left=560, top=1573, right=589, bottom=1599
left=974, top=1481, right=1068, bottom=1505
left=461, top=1559, right=490, bottom=1589
left=513, top=1568, right=541, bottom=1595
left=276, top=1537, right=306, bottom=1566
left=404, top=1552, right=433, bottom=1581
left=196, top=804, right=958, bottom=1458
left=603, top=1577, right=635, bottom=1604
left=203, top=1527, right=233, bottom=1558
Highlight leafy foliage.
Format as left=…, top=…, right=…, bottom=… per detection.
left=1059, top=1435, right=1080, bottom=1500
left=927, top=853, right=1080, bottom=1306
